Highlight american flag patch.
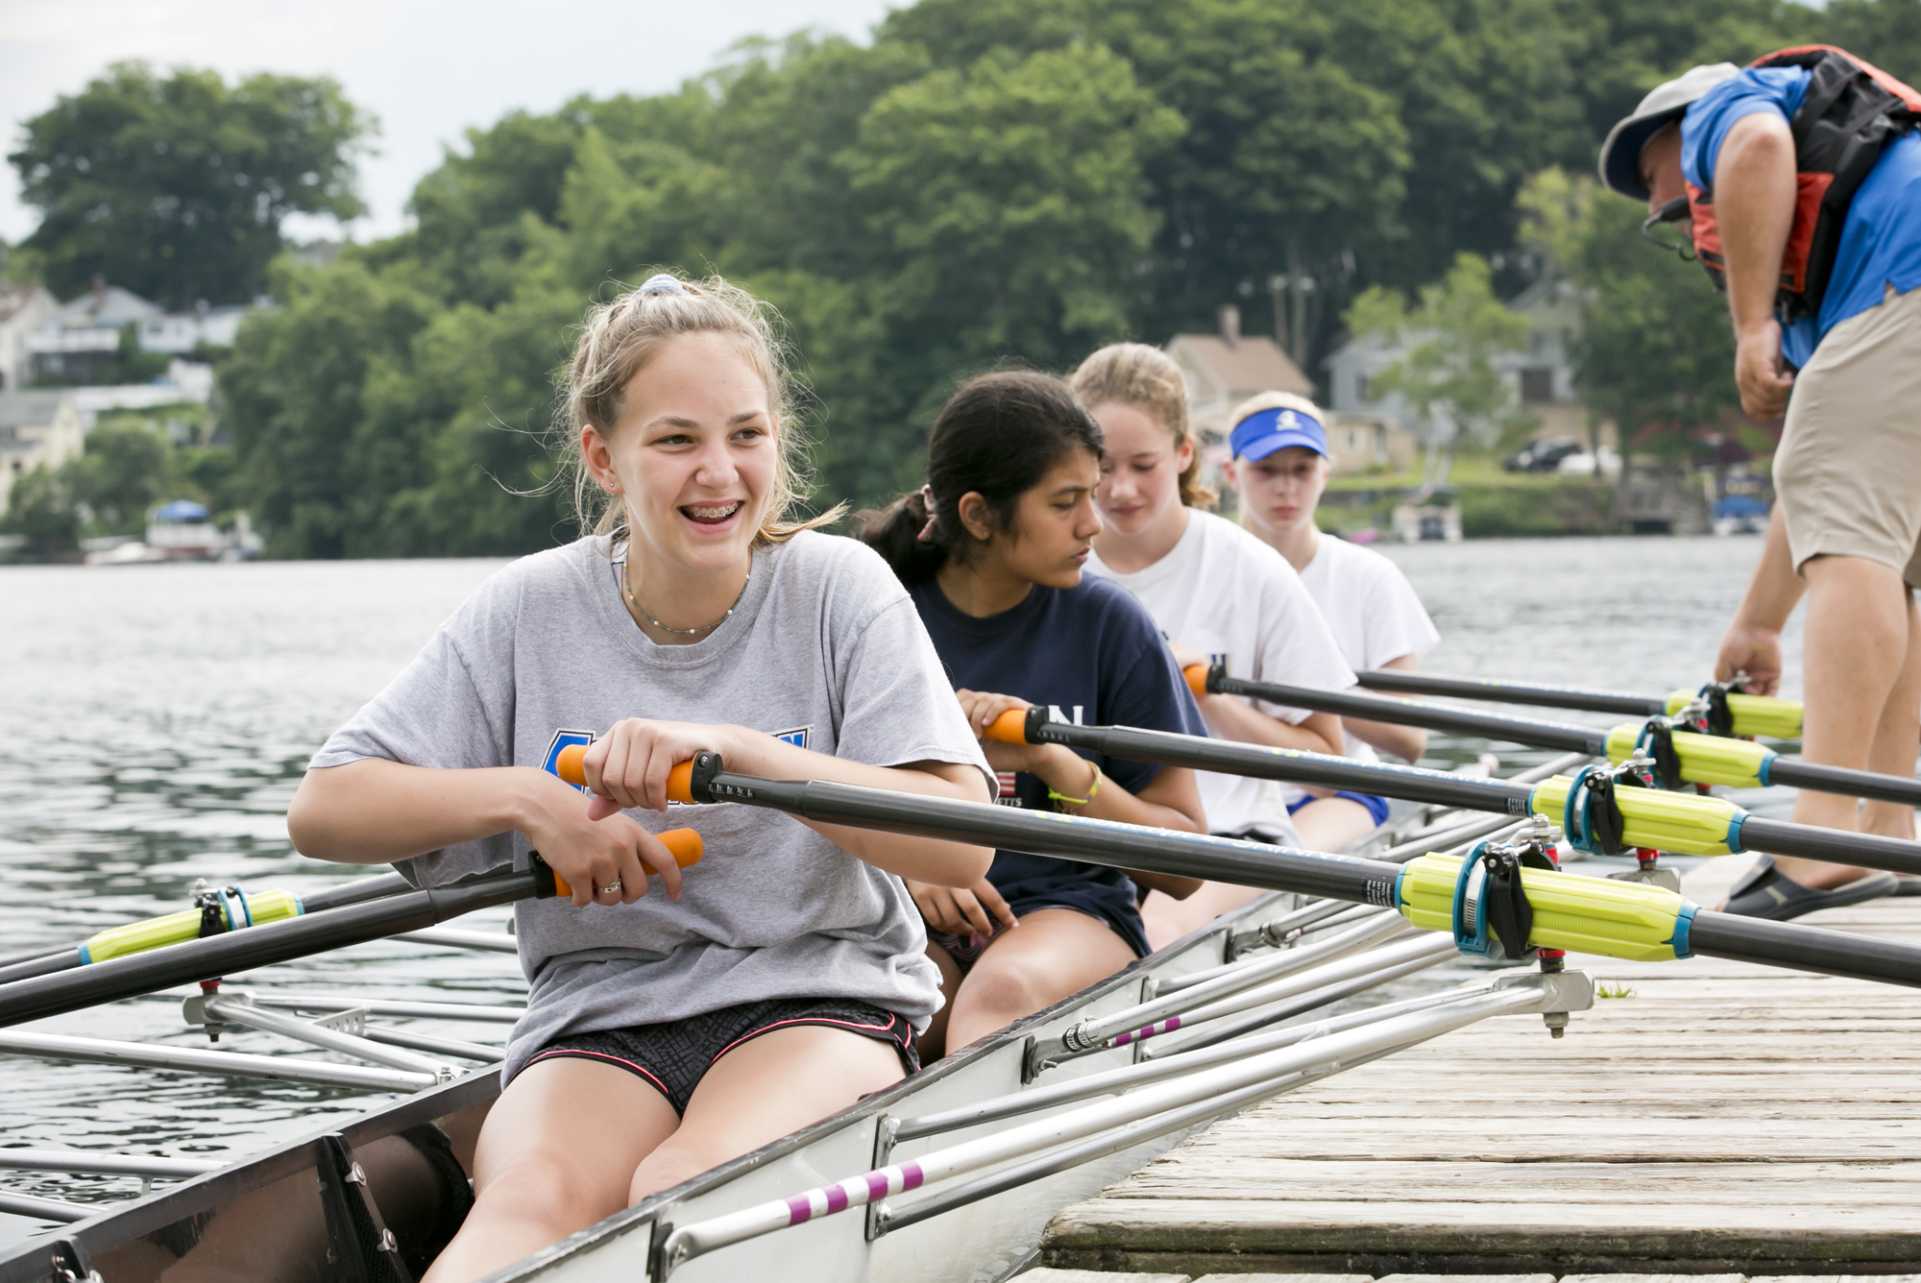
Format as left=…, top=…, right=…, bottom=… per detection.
left=995, top=770, right=1024, bottom=807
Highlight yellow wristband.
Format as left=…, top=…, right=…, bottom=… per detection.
left=1048, top=759, right=1102, bottom=809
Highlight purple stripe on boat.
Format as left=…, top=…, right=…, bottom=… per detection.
left=1113, top=1030, right=1132, bottom=1046
left=786, top=1194, right=814, bottom=1226
left=1165, top=1015, right=1182, bottom=1032
left=866, top=1170, right=890, bottom=1200
left=902, top=1161, right=925, bottom=1191
left=826, top=1184, right=849, bottom=1214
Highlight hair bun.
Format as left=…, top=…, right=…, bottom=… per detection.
left=639, top=273, right=686, bottom=297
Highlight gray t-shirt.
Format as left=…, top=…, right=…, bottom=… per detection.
left=310, top=530, right=991, bottom=1081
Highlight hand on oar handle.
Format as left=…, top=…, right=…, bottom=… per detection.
left=540, top=744, right=703, bottom=907
left=557, top=744, right=697, bottom=805
left=985, top=709, right=1031, bottom=745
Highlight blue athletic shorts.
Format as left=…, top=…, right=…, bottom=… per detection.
left=1287, top=790, right=1392, bottom=827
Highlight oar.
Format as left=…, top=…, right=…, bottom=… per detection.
left=1356, top=668, right=1804, bottom=740
left=1189, top=664, right=1921, bottom=809
left=554, top=750, right=1921, bottom=989
left=0, top=832, right=702, bottom=1029
left=0, top=871, right=418, bottom=987
left=973, top=704, right=1921, bottom=879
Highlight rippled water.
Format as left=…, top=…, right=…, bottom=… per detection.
left=0, top=536, right=1797, bottom=1243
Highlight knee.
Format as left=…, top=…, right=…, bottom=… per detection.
left=953, top=963, right=1048, bottom=1029
left=628, top=1141, right=721, bottom=1206
left=476, top=1150, right=620, bottom=1236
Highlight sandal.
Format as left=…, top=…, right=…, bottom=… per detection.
left=1721, top=855, right=1897, bottom=921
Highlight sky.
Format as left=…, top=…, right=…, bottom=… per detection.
left=1, top=0, right=901, bottom=246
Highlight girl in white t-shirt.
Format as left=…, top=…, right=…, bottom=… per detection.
left=1227, top=390, right=1441, bottom=849
left=1069, top=344, right=1355, bottom=950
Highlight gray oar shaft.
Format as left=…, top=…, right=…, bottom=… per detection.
left=0, top=869, right=549, bottom=1028
left=1689, top=911, right=1921, bottom=987
left=1026, top=719, right=1536, bottom=815
left=1766, top=757, right=1921, bottom=807
left=1358, top=668, right=1665, bottom=716
left=1739, top=817, right=1921, bottom=877
left=1213, top=673, right=1603, bottom=755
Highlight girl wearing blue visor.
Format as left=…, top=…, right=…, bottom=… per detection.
left=1226, top=392, right=1441, bottom=846
left=1070, top=345, right=1354, bottom=951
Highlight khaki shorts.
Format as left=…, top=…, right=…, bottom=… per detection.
left=1773, top=283, right=1921, bottom=588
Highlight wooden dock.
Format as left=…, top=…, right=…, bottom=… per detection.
left=1038, top=860, right=1921, bottom=1278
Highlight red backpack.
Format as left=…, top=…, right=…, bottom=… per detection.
left=1685, top=45, right=1921, bottom=322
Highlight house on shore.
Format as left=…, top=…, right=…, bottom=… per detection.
left=1324, top=277, right=1610, bottom=452
left=0, top=285, right=56, bottom=392
left=0, top=372, right=215, bottom=516
left=1167, top=305, right=1416, bottom=483
left=24, top=281, right=259, bottom=386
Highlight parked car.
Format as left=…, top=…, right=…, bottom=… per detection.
left=1502, top=437, right=1582, bottom=473
left=1555, top=446, right=1621, bottom=477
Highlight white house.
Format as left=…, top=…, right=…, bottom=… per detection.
left=0, top=373, right=215, bottom=516
left=0, top=390, right=86, bottom=516
left=0, top=285, right=56, bottom=393
left=25, top=283, right=262, bottom=384
left=1324, top=276, right=1595, bottom=444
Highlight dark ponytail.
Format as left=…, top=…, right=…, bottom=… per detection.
left=859, top=371, right=1105, bottom=584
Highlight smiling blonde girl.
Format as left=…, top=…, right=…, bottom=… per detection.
left=289, top=273, right=993, bottom=1281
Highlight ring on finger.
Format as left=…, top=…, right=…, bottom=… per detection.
left=598, top=879, right=623, bottom=898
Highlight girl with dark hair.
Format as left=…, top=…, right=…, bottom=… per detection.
left=860, top=370, right=1208, bottom=1058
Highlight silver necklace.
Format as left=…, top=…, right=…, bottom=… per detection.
left=621, top=559, right=750, bottom=637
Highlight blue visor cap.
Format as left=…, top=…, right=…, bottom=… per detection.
left=1230, top=407, right=1328, bottom=461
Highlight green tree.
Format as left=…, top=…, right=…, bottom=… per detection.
left=221, top=261, right=435, bottom=558
left=0, top=465, right=81, bottom=558
left=1344, top=253, right=1532, bottom=487
left=10, top=62, right=374, bottom=308
left=67, top=418, right=174, bottom=534
left=844, top=42, right=1183, bottom=394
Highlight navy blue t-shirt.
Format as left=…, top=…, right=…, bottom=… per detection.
left=909, top=573, right=1208, bottom=956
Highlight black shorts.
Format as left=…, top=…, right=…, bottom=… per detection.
left=523, top=997, right=919, bottom=1115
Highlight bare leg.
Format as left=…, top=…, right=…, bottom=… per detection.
left=1858, top=591, right=1921, bottom=842
left=628, top=1025, right=905, bottom=1203
left=1140, top=799, right=1377, bottom=952
left=918, top=939, right=963, bottom=1061
left=942, top=907, right=1134, bottom=1053
left=1142, top=881, right=1263, bottom=952
left=1777, top=555, right=1912, bottom=887
left=1289, top=797, right=1381, bottom=853
left=422, top=1058, right=678, bottom=1283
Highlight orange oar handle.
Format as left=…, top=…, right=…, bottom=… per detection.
left=546, top=825, right=703, bottom=900
left=1183, top=663, right=1211, bottom=698
left=985, top=709, right=1030, bottom=745
left=555, top=745, right=698, bottom=805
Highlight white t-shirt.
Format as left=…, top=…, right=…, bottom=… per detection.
left=1295, top=534, right=1441, bottom=762
left=1088, top=510, right=1354, bottom=836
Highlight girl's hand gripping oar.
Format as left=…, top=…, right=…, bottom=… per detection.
left=552, top=744, right=705, bottom=906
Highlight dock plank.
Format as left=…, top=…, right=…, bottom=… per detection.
left=1041, top=878, right=1920, bottom=1275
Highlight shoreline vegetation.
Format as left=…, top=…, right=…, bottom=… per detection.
left=6, top=0, right=1906, bottom=562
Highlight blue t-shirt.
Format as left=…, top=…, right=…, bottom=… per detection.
left=1682, top=65, right=1921, bottom=368
left=909, top=573, right=1208, bottom=956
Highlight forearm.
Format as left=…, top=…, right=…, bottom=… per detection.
left=288, top=759, right=542, bottom=865
left=1348, top=656, right=1428, bottom=761
left=1715, top=117, right=1797, bottom=337
left=1346, top=716, right=1427, bottom=763
left=1734, top=508, right=1803, bottom=630
left=1202, top=696, right=1345, bottom=756
left=1030, top=747, right=1203, bottom=897
left=726, top=733, right=993, bottom=887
